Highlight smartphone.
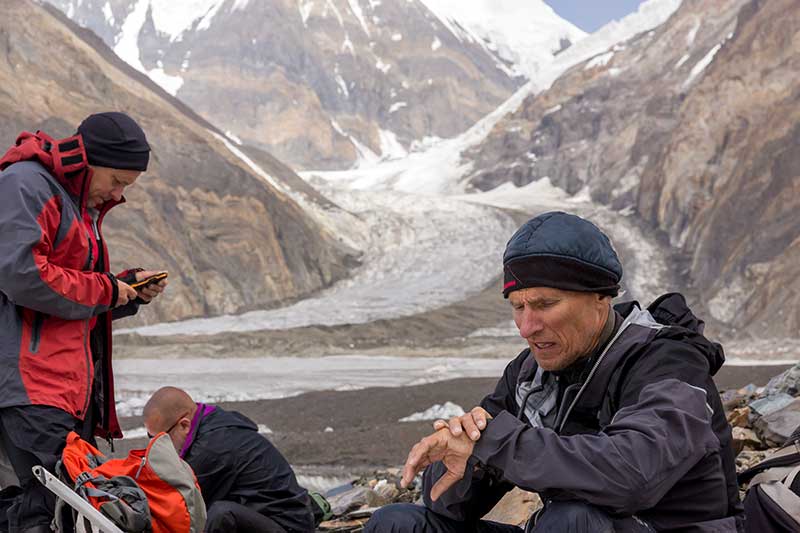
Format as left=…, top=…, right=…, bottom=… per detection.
left=129, top=272, right=168, bottom=290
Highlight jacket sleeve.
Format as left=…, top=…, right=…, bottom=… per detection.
left=110, top=269, right=143, bottom=320
left=111, top=301, right=140, bottom=320
left=0, top=168, right=114, bottom=319
left=469, top=374, right=720, bottom=515
left=423, top=352, right=528, bottom=520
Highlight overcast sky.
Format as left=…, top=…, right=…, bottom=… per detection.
left=546, top=0, right=648, bottom=33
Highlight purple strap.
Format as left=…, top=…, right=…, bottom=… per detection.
left=179, top=403, right=216, bottom=458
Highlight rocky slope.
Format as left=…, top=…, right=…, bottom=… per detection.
left=0, top=0, right=356, bottom=326
left=45, top=0, right=580, bottom=170
left=464, top=0, right=800, bottom=340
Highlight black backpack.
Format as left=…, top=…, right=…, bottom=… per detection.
left=738, top=427, right=800, bottom=532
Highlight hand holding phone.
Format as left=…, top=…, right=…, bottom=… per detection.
left=129, top=271, right=169, bottom=290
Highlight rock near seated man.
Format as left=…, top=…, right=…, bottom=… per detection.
left=365, top=211, right=742, bottom=533
left=143, top=387, right=316, bottom=533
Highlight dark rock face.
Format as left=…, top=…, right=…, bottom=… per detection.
left=465, top=0, right=800, bottom=339
left=47, top=0, right=522, bottom=169
left=0, top=0, right=356, bottom=325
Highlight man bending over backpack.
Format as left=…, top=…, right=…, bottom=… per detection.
left=143, top=387, right=315, bottom=533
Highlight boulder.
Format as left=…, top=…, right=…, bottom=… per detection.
left=482, top=488, right=542, bottom=527
left=763, top=363, right=800, bottom=398
left=731, top=427, right=763, bottom=455
left=328, top=486, right=384, bottom=516
left=727, top=407, right=751, bottom=428
left=749, top=393, right=795, bottom=421
left=754, top=398, right=800, bottom=447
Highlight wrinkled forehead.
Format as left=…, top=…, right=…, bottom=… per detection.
left=508, top=286, right=572, bottom=303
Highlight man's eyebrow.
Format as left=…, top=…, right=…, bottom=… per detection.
left=114, top=174, right=135, bottom=185
left=512, top=296, right=559, bottom=306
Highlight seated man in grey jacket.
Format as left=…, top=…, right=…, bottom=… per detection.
left=365, top=212, right=741, bottom=533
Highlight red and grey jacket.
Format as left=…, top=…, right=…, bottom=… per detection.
left=0, top=131, right=134, bottom=439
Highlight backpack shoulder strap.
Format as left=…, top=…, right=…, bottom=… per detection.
left=739, top=442, right=800, bottom=485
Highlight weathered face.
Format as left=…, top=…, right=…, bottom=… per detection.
left=509, top=286, right=611, bottom=371
left=87, top=166, right=140, bottom=208
left=143, top=411, right=192, bottom=452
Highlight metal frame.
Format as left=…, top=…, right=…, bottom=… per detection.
left=32, top=466, right=124, bottom=533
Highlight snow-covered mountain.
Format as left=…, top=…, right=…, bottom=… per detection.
left=45, top=0, right=580, bottom=170
left=420, top=0, right=586, bottom=78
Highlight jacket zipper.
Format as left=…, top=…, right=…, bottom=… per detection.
left=29, top=312, right=44, bottom=353
left=81, top=319, right=92, bottom=417
left=84, top=235, right=94, bottom=270
left=557, top=321, right=631, bottom=434
left=134, top=456, right=147, bottom=479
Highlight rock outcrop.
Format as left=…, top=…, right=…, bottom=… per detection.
left=465, top=0, right=800, bottom=339
left=0, top=0, right=356, bottom=326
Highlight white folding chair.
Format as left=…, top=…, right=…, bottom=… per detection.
left=32, top=466, right=124, bottom=533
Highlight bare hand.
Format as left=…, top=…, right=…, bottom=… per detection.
left=433, top=406, right=492, bottom=441
left=115, top=280, right=138, bottom=307
left=134, top=270, right=169, bottom=303
left=401, top=428, right=475, bottom=501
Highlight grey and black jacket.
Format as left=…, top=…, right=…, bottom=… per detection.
left=423, top=293, right=741, bottom=532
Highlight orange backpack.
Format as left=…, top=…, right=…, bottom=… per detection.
left=60, top=431, right=206, bottom=533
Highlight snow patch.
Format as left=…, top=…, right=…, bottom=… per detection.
left=375, top=59, right=392, bottom=73
left=400, top=402, right=465, bottom=422
left=102, top=2, right=114, bottom=25
left=113, top=357, right=509, bottom=416
left=391, top=33, right=403, bottom=42
left=683, top=43, right=722, bottom=89
left=543, top=104, right=562, bottom=116
left=298, top=0, right=314, bottom=26
left=122, top=427, right=149, bottom=440
left=342, top=33, right=355, bottom=55
left=675, top=53, right=690, bottom=69
left=469, top=321, right=519, bottom=338
left=335, top=73, right=350, bottom=98
left=324, top=0, right=345, bottom=26
left=211, top=132, right=290, bottom=198
left=686, top=17, right=701, bottom=46
left=347, top=0, right=371, bottom=36
left=389, top=101, right=407, bottom=113
left=431, top=36, right=442, bottom=51
left=145, top=0, right=227, bottom=41
left=585, top=51, right=614, bottom=70
left=378, top=130, right=407, bottom=159
left=147, top=68, right=184, bottom=96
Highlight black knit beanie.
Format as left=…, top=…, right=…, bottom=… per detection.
left=77, top=112, right=150, bottom=171
left=502, top=212, right=623, bottom=298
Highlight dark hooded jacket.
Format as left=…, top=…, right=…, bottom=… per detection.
left=423, top=294, right=741, bottom=532
left=181, top=406, right=316, bottom=533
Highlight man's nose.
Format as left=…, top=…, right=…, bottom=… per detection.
left=517, top=308, right=544, bottom=339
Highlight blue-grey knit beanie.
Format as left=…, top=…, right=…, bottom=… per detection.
left=502, top=211, right=622, bottom=298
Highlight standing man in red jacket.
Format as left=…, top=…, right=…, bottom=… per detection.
left=0, top=112, right=168, bottom=533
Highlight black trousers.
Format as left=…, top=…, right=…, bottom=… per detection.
left=363, top=501, right=656, bottom=533
left=205, top=501, right=288, bottom=533
left=0, top=405, right=91, bottom=533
